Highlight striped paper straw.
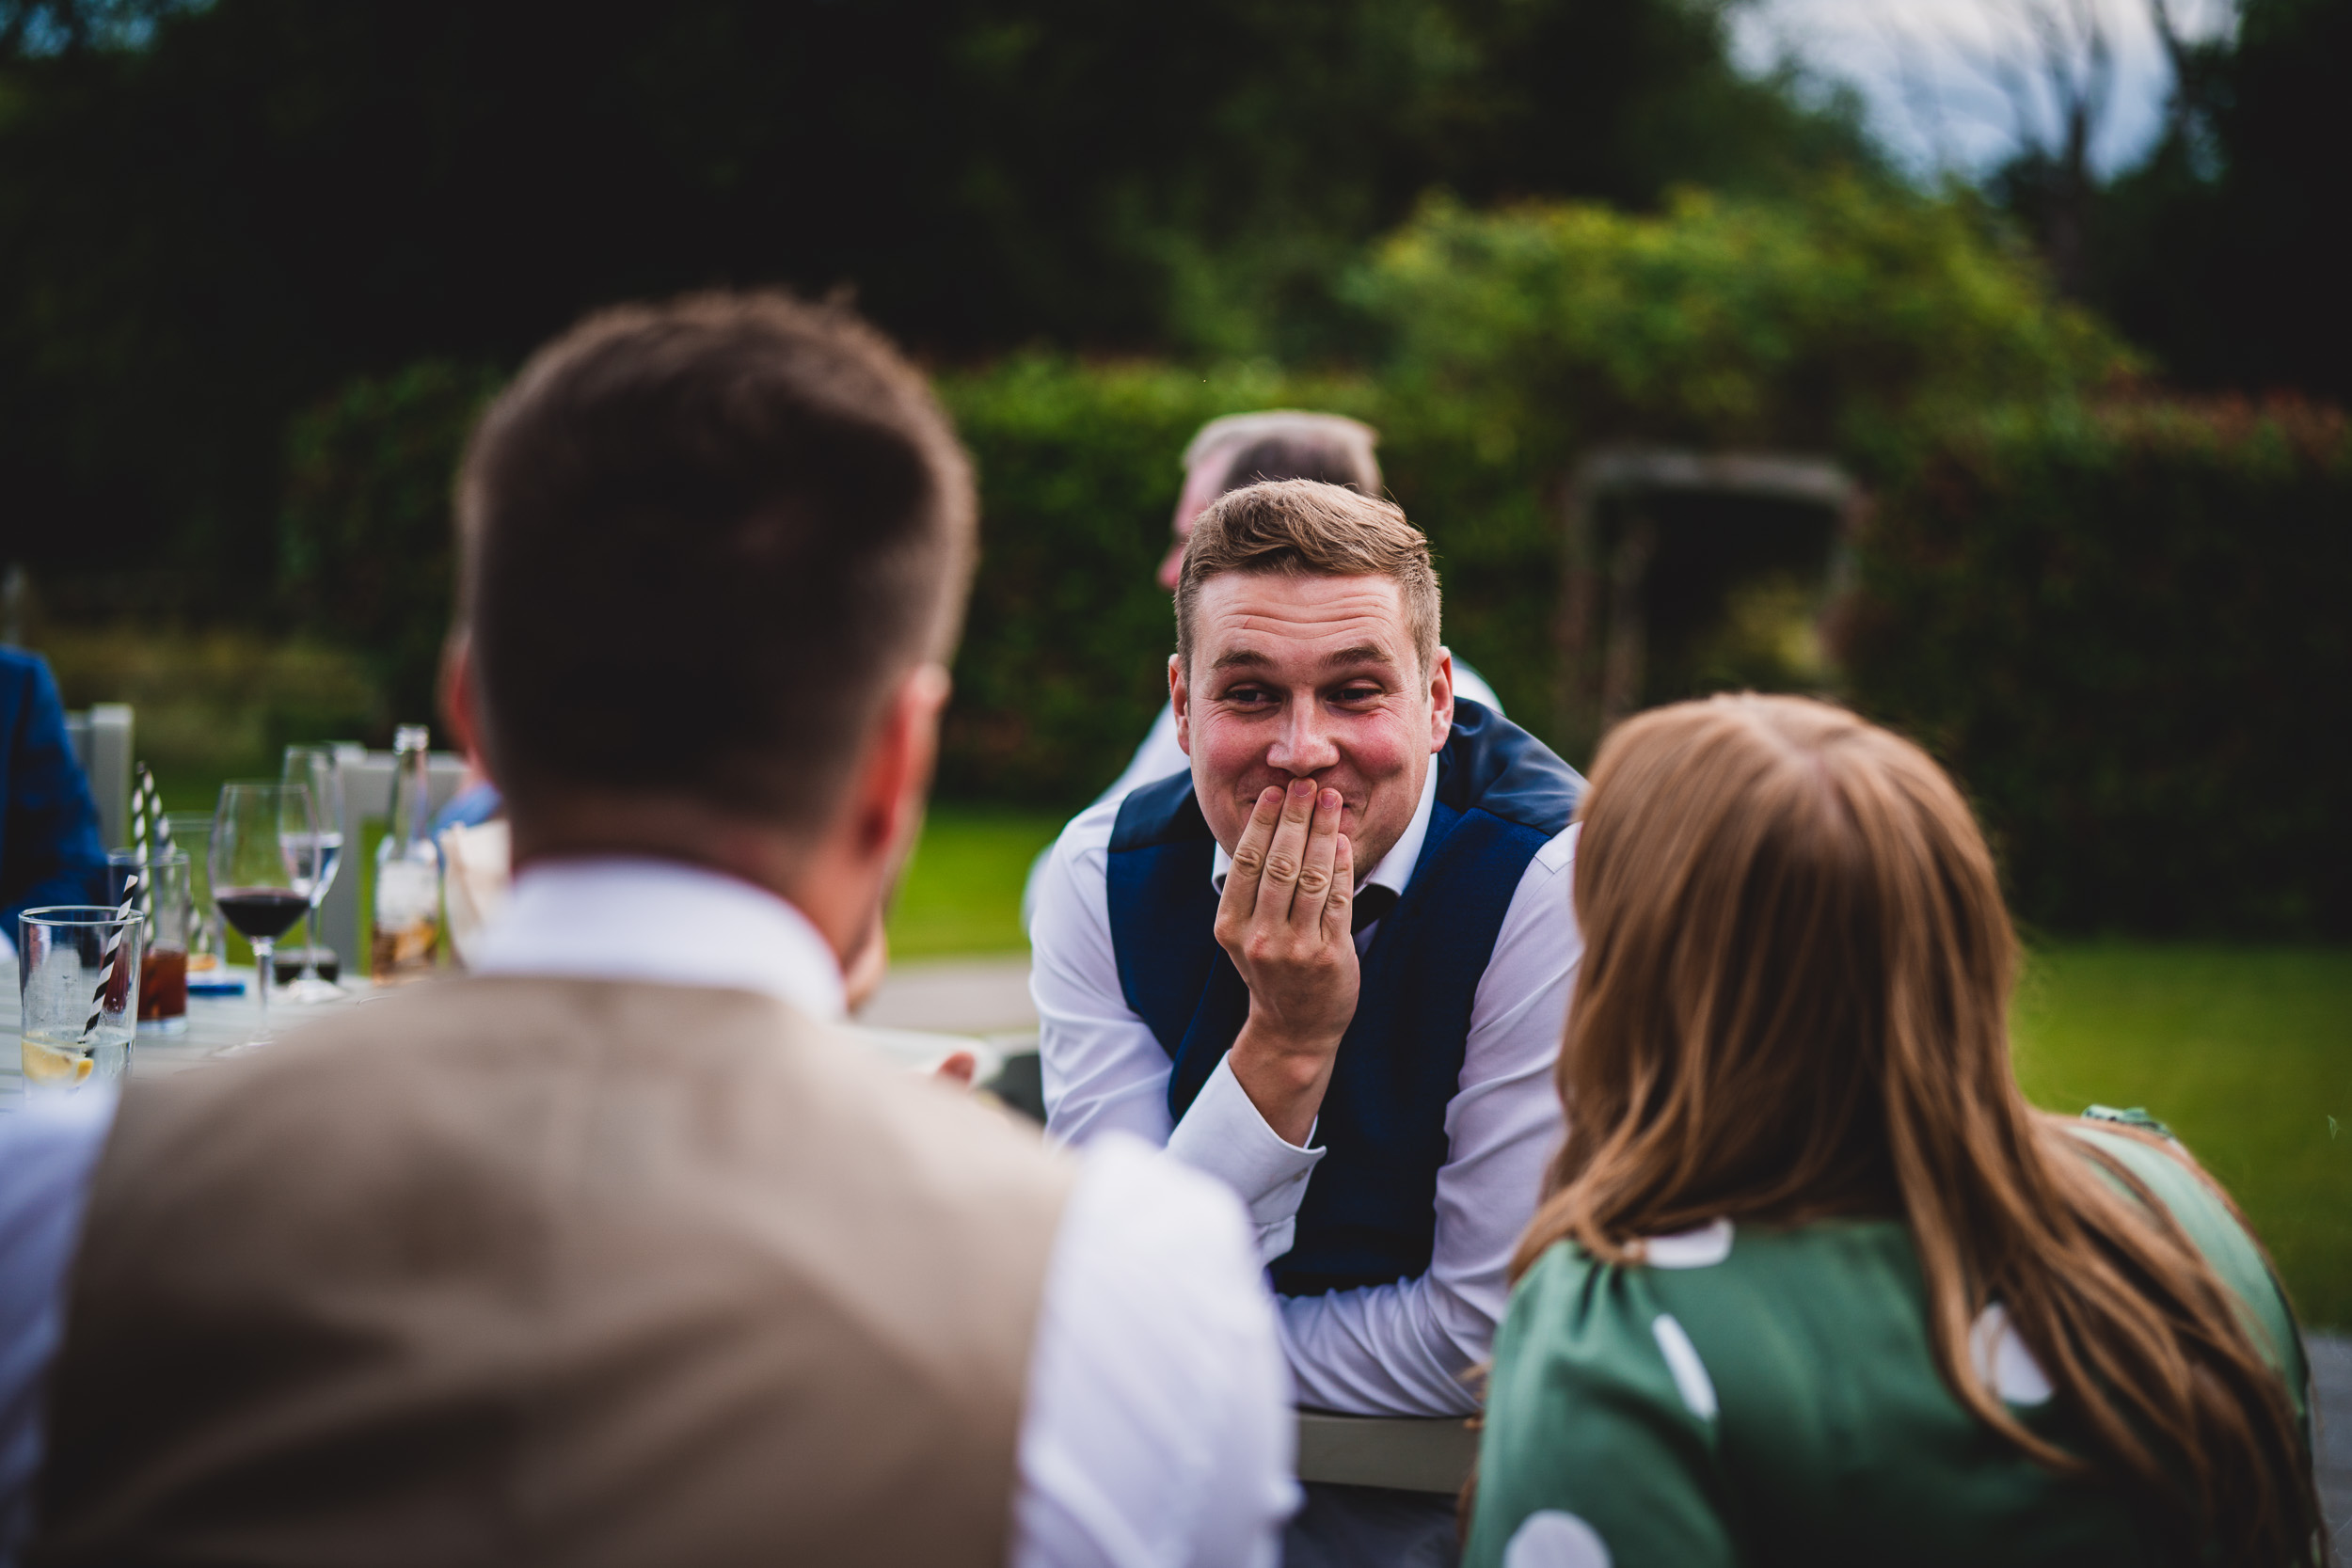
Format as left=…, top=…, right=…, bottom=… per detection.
left=146, top=768, right=173, bottom=858
left=82, top=870, right=138, bottom=1040
left=131, top=767, right=159, bottom=921
left=82, top=769, right=155, bottom=1038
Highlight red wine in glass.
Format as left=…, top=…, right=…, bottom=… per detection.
left=209, top=781, right=320, bottom=1054
left=215, top=888, right=312, bottom=942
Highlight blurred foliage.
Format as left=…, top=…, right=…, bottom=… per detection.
left=243, top=184, right=2153, bottom=816
left=278, top=360, right=503, bottom=729
left=0, top=0, right=1877, bottom=618
left=1350, top=181, right=2135, bottom=475
left=1342, top=181, right=2137, bottom=749
left=1842, top=397, right=2352, bottom=938
left=937, top=356, right=1372, bottom=801
left=31, top=623, right=382, bottom=784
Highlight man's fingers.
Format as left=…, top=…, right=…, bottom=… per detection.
left=1323, top=832, right=1355, bottom=943
left=1292, top=788, right=1343, bottom=928
left=1259, top=779, right=1318, bottom=917
left=1218, top=786, right=1284, bottom=923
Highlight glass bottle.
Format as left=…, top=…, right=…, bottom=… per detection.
left=371, top=725, right=443, bottom=985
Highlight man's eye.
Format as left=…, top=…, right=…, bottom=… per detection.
left=1224, top=687, right=1276, bottom=706
left=1332, top=686, right=1383, bottom=705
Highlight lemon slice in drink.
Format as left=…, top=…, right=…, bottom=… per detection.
left=23, top=1038, right=94, bottom=1086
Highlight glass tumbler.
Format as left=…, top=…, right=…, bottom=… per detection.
left=106, top=848, right=192, bottom=1035
left=17, top=906, right=142, bottom=1095
left=166, top=813, right=226, bottom=981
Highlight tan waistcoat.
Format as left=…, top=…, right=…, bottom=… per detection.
left=32, top=977, right=1075, bottom=1568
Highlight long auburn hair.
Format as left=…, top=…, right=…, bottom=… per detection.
left=1515, top=694, right=2321, bottom=1566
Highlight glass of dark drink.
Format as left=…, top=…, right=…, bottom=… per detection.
left=105, top=848, right=191, bottom=1034
left=208, top=782, right=319, bottom=1054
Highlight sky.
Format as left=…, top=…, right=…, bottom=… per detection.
left=1729, top=0, right=2238, bottom=180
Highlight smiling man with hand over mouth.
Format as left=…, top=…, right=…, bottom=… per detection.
left=1030, top=480, right=1589, bottom=1565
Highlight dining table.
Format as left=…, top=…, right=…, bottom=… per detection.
left=0, top=958, right=1001, bottom=1106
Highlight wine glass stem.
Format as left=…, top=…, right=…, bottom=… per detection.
left=297, top=906, right=320, bottom=983
left=252, top=939, right=275, bottom=1034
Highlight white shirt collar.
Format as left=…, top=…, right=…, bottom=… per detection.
left=466, top=856, right=847, bottom=1021
left=1211, top=759, right=1439, bottom=898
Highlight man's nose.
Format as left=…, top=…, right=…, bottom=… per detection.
left=1266, top=699, right=1341, bottom=777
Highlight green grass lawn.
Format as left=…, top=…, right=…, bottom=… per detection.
left=2011, top=944, right=2352, bottom=1330
left=884, top=806, right=1067, bottom=958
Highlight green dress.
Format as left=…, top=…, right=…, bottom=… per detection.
left=1466, top=1119, right=2312, bottom=1568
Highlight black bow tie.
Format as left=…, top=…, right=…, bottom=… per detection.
left=1351, top=884, right=1400, bottom=935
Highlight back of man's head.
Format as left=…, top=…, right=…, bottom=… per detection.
left=459, top=292, right=975, bottom=832
left=1184, top=411, right=1380, bottom=498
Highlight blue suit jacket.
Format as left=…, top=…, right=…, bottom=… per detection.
left=0, top=650, right=105, bottom=937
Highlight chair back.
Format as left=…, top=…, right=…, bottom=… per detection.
left=64, top=704, right=134, bottom=851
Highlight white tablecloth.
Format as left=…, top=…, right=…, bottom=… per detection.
left=0, top=959, right=995, bottom=1108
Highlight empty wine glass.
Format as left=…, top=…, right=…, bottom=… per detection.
left=278, top=745, right=347, bottom=1003
left=208, top=782, right=318, bottom=1055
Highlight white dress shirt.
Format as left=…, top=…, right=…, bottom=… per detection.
left=1032, top=761, right=1582, bottom=1418
left=0, top=858, right=1296, bottom=1568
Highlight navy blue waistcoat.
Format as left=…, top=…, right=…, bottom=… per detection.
left=1105, top=699, right=1583, bottom=1296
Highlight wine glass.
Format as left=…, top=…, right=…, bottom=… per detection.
left=278, top=745, right=347, bottom=1002
left=209, top=782, right=318, bottom=1054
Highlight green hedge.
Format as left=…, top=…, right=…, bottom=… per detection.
left=262, top=192, right=2352, bottom=934
left=278, top=361, right=505, bottom=733
left=1842, top=400, right=2352, bottom=937
left=935, top=358, right=1315, bottom=802
left=935, top=356, right=1581, bottom=804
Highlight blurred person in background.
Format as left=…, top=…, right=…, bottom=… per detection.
left=0, top=293, right=1295, bottom=1567
left=1032, top=482, right=1582, bottom=1565
left=1100, top=410, right=1502, bottom=805
left=1467, top=694, right=2322, bottom=1568
left=0, top=647, right=104, bottom=958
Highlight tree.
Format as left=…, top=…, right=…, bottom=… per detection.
left=2049, top=0, right=2349, bottom=399
left=0, top=0, right=1876, bottom=616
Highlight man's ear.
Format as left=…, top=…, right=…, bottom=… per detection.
left=853, top=662, right=952, bottom=865
left=1168, top=654, right=1191, bottom=755
left=1428, top=647, right=1457, bottom=753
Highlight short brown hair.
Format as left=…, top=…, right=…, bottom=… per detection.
left=1175, top=480, right=1439, bottom=676
left=458, top=291, right=976, bottom=828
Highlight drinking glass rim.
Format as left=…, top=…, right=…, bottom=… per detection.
left=104, top=846, right=191, bottom=866
left=19, top=905, right=145, bottom=928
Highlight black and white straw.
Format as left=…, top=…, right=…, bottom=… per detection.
left=82, top=769, right=153, bottom=1038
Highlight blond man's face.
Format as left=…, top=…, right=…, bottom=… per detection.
left=1171, top=571, right=1453, bottom=878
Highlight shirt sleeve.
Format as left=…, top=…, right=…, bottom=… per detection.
left=1464, top=1245, right=1738, bottom=1568
left=1032, top=805, right=1180, bottom=1151
left=1009, top=1134, right=1295, bottom=1568
left=1278, top=825, right=1580, bottom=1417
left=0, top=1087, right=119, bottom=1563
left=1, top=657, right=107, bottom=934
left=1031, top=807, right=1325, bottom=1261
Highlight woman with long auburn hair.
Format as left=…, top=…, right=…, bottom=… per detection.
left=1464, top=695, right=2323, bottom=1568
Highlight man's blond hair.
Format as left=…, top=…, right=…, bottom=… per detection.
left=1176, top=479, right=1440, bottom=677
